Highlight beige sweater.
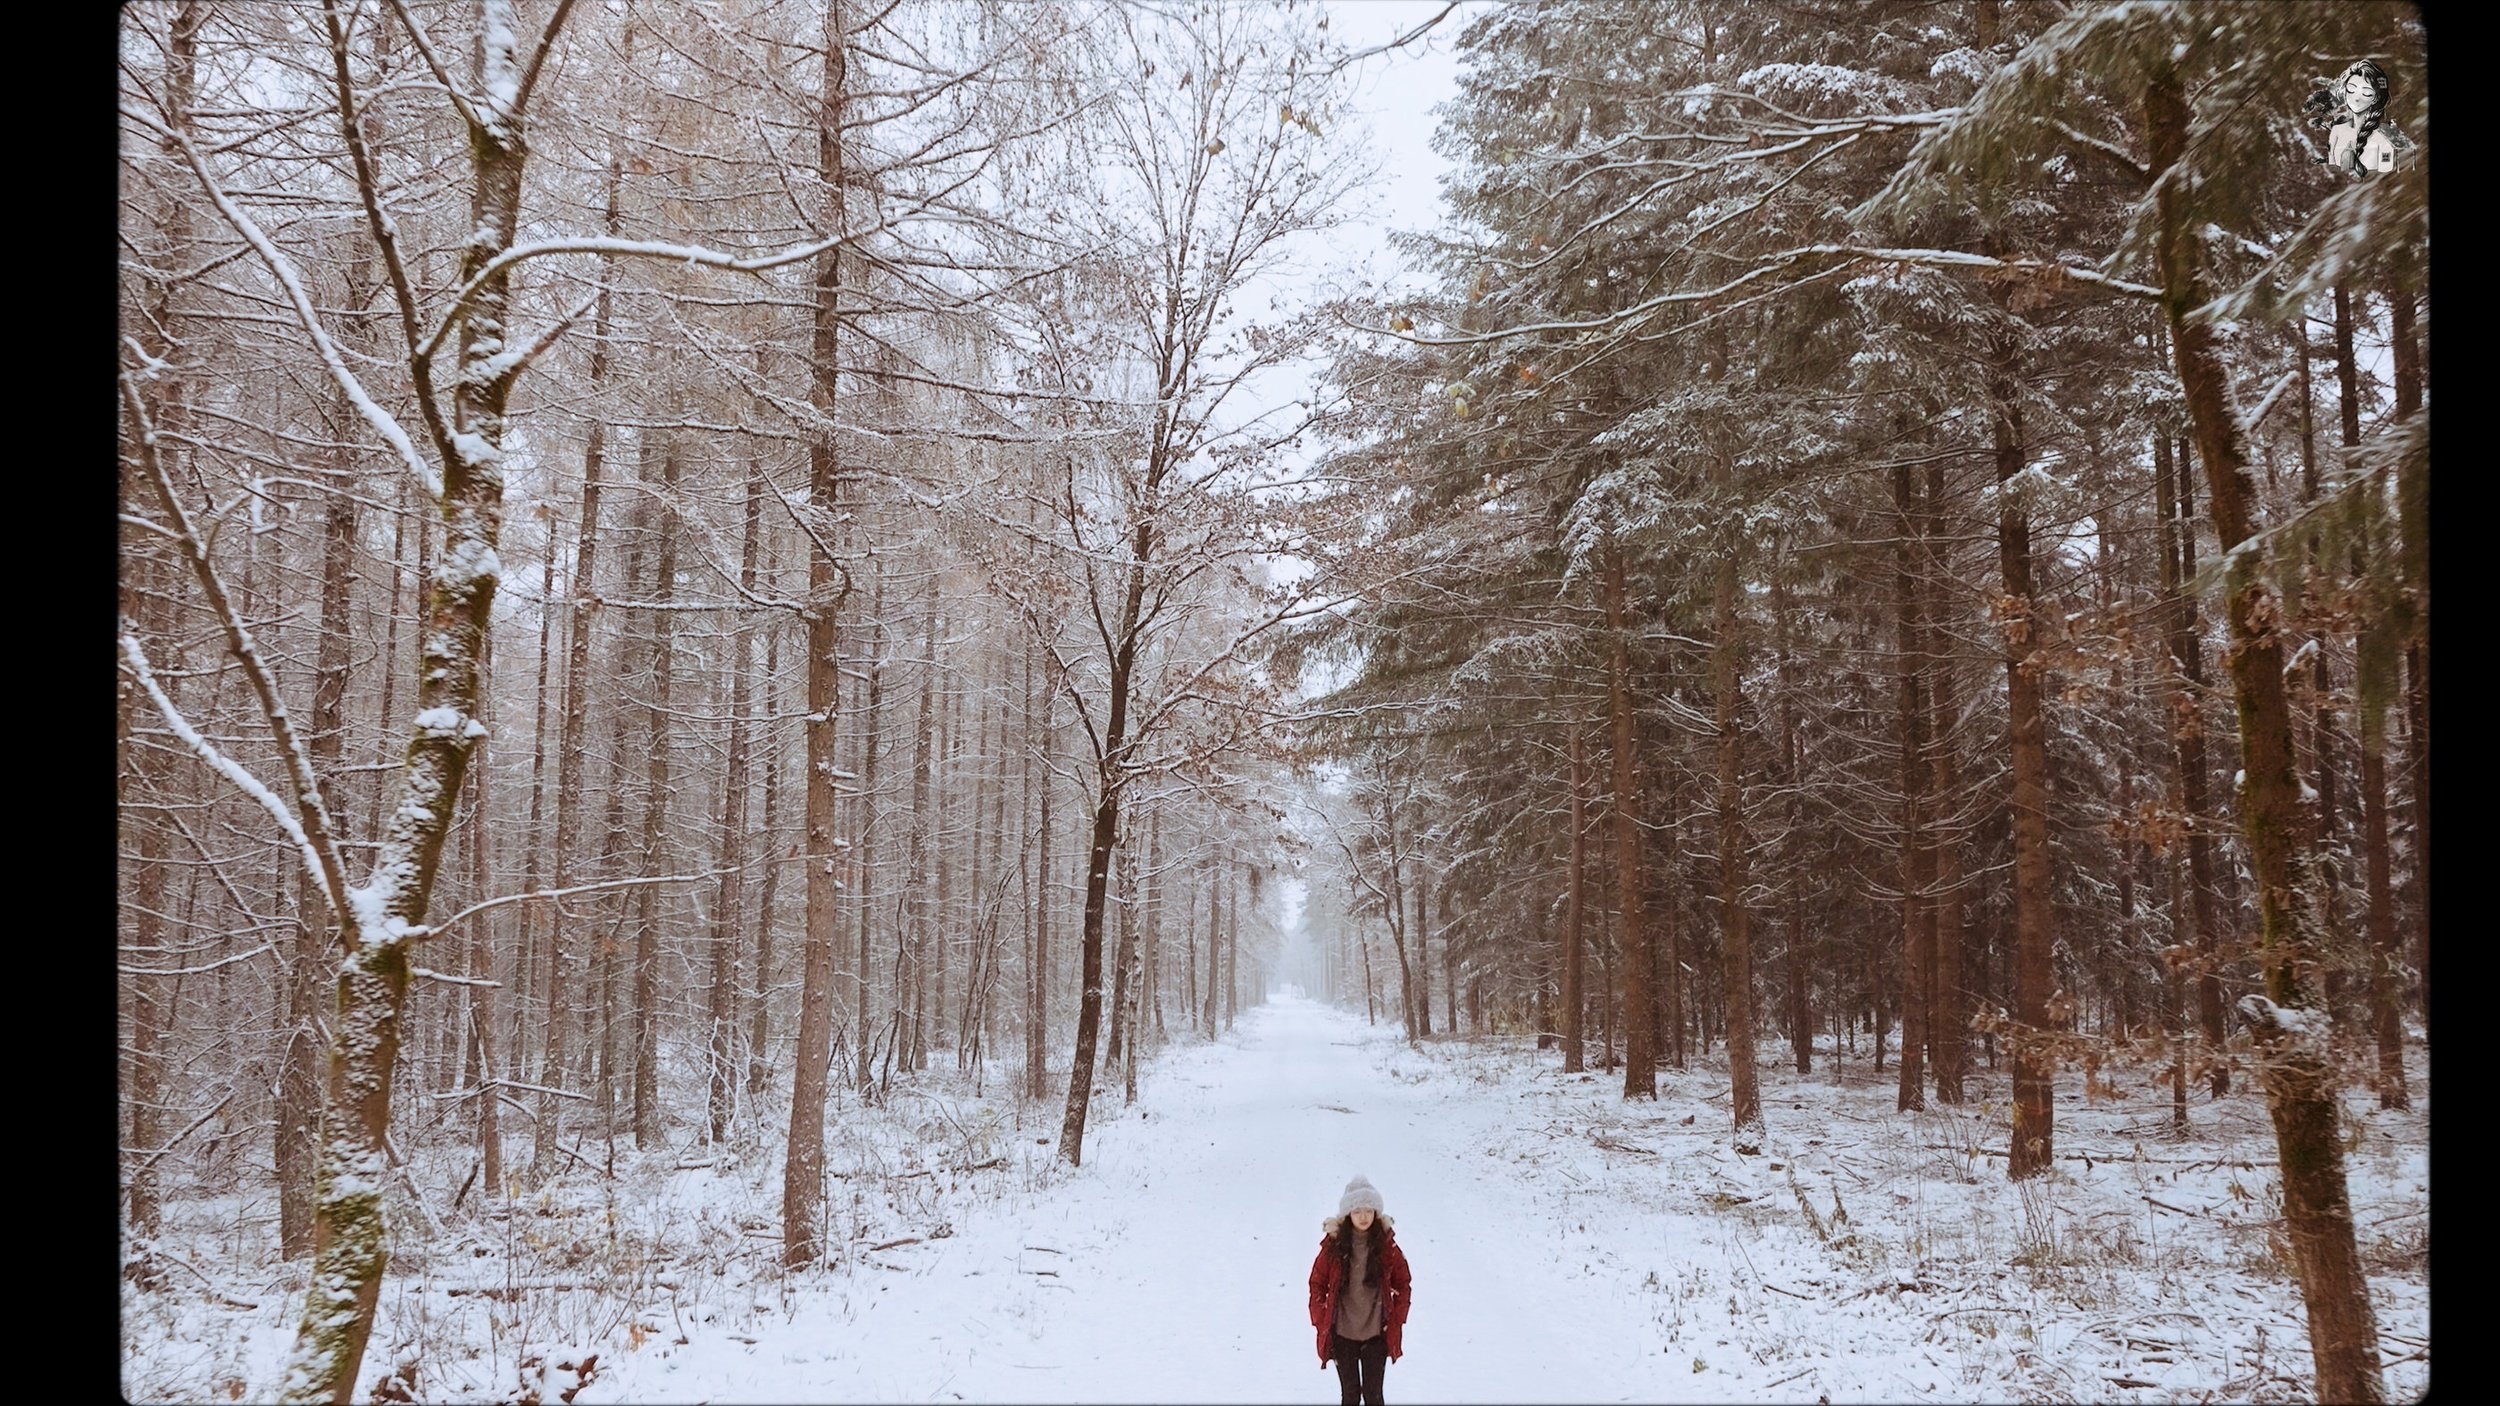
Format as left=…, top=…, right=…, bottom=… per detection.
left=1333, top=1233, right=1383, bottom=1342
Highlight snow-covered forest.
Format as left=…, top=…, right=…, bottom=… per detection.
left=118, top=1, right=2428, bottom=1401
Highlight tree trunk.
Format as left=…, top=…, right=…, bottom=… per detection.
left=1413, top=863, right=1435, bottom=1038
left=1225, top=863, right=1241, bottom=1028
left=1715, top=547, right=1763, bottom=1150
left=708, top=461, right=764, bottom=1143
left=1563, top=725, right=1587, bottom=1072
left=782, top=0, right=850, bottom=1270
left=1772, top=554, right=1812, bottom=1077
left=1605, top=542, right=1654, bottom=1100
left=281, top=6, right=539, bottom=1391
left=1893, top=456, right=1931, bottom=1112
left=467, top=631, right=503, bottom=1199
left=535, top=82, right=627, bottom=1180
left=1659, top=766, right=1683, bottom=1070
left=1993, top=357, right=2057, bottom=1181
left=1106, top=823, right=1139, bottom=1067
left=2147, top=64, right=2384, bottom=1405
left=1057, top=760, right=1123, bottom=1164
left=517, top=503, right=556, bottom=1106
left=2389, top=286, right=2426, bottom=1024
left=903, top=591, right=942, bottom=1074
left=1058, top=523, right=1153, bottom=1164
left=2362, top=724, right=2405, bottom=1109
left=1924, top=462, right=1966, bottom=1104
left=1128, top=804, right=1161, bottom=1102
left=855, top=587, right=888, bottom=1093
left=629, top=432, right=680, bottom=1148
left=281, top=332, right=362, bottom=1251
left=1026, top=655, right=1051, bottom=1100
left=1384, top=803, right=1419, bottom=1043
left=749, top=627, right=785, bottom=1096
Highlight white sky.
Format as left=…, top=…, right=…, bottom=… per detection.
left=1225, top=1, right=1472, bottom=472
left=1317, top=0, right=1475, bottom=299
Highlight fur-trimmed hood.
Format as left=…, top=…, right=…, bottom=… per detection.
left=1321, top=1213, right=1395, bottom=1238
left=1309, top=1214, right=1413, bottom=1364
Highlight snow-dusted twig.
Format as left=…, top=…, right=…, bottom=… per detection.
left=120, top=371, right=353, bottom=923
left=423, top=863, right=760, bottom=940
left=120, top=109, right=442, bottom=500
left=379, top=0, right=484, bottom=130
left=1770, top=244, right=2162, bottom=300
left=121, top=637, right=330, bottom=912
left=417, top=233, right=859, bottom=370
left=411, top=966, right=503, bottom=988
left=124, top=1092, right=236, bottom=1178
left=118, top=942, right=277, bottom=978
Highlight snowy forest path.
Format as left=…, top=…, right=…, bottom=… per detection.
left=611, top=996, right=1698, bottom=1402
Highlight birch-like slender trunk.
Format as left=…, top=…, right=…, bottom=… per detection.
left=535, top=64, right=627, bottom=1178
left=629, top=433, right=680, bottom=1148
left=855, top=586, right=888, bottom=1092
left=748, top=627, right=784, bottom=1097
left=708, top=463, right=764, bottom=1143
left=1025, top=652, right=1051, bottom=1100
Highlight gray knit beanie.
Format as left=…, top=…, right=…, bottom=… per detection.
left=1338, top=1174, right=1384, bottom=1217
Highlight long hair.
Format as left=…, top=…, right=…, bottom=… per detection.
left=2337, top=59, right=2390, bottom=151
left=1332, top=1214, right=1389, bottom=1287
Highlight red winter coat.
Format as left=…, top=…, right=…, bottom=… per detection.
left=1307, top=1216, right=1411, bottom=1365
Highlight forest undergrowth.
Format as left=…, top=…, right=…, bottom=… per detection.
left=121, top=1037, right=1101, bottom=1404
left=1372, top=1027, right=2428, bottom=1404
left=122, top=1017, right=2428, bottom=1403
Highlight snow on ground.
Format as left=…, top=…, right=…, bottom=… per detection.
left=591, top=997, right=2428, bottom=1403
left=123, top=995, right=2429, bottom=1402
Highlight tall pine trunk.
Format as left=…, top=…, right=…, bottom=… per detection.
left=707, top=461, right=765, bottom=1142
left=1993, top=357, right=2057, bottom=1181
left=1605, top=542, right=1654, bottom=1099
left=629, top=433, right=680, bottom=1148
left=1563, top=725, right=1587, bottom=1073
left=2147, top=63, right=2383, bottom=1404
left=1892, top=457, right=1931, bottom=1112
left=1924, top=462, right=1966, bottom=1105
left=1714, top=545, right=1762, bottom=1149
left=783, top=0, right=851, bottom=1268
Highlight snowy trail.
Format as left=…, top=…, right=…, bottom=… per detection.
left=605, top=997, right=1680, bottom=1403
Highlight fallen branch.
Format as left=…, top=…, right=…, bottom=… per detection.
left=127, top=1092, right=236, bottom=1179
left=445, top=1277, right=683, bottom=1297
left=1923, top=1144, right=2275, bottom=1167
left=2139, top=1196, right=2206, bottom=1218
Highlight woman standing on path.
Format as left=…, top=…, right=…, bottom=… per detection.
left=1307, top=1175, right=1411, bottom=1406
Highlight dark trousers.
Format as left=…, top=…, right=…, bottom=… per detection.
left=1332, top=1333, right=1387, bottom=1406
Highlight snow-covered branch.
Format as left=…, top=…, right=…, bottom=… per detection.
left=121, top=369, right=354, bottom=924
